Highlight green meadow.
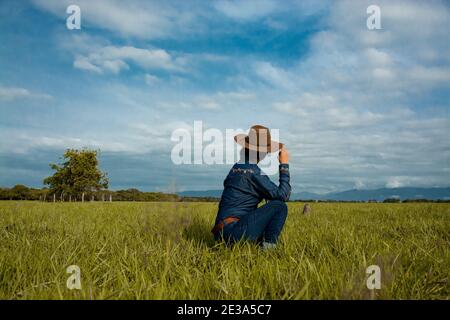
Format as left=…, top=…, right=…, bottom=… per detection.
left=0, top=201, right=448, bottom=299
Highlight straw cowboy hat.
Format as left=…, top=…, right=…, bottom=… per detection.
left=234, top=125, right=283, bottom=153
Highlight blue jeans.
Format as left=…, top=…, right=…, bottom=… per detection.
left=215, top=200, right=288, bottom=244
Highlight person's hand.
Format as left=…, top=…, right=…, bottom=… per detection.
left=278, top=147, right=289, bottom=164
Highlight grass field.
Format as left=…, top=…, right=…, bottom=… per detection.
left=0, top=201, right=448, bottom=299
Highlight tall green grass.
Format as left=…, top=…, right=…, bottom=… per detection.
left=0, top=201, right=448, bottom=299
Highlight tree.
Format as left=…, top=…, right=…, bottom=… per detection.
left=10, top=185, right=30, bottom=200
left=44, top=149, right=108, bottom=201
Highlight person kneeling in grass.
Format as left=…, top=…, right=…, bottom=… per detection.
left=211, top=125, right=291, bottom=249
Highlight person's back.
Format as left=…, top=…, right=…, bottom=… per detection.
left=211, top=125, right=291, bottom=249
left=215, top=162, right=290, bottom=223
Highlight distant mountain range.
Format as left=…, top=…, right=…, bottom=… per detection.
left=178, top=187, right=450, bottom=201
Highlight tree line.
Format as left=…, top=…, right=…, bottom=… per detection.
left=0, top=149, right=181, bottom=202
left=2, top=185, right=446, bottom=203
left=0, top=185, right=180, bottom=202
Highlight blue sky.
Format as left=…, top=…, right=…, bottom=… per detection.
left=0, top=0, right=449, bottom=193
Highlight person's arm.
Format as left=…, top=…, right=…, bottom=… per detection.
left=251, top=148, right=291, bottom=201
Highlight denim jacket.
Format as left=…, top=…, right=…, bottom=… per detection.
left=215, top=162, right=291, bottom=224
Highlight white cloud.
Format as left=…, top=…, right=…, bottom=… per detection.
left=386, top=177, right=403, bottom=188
left=0, top=119, right=195, bottom=155
left=372, top=68, right=395, bottom=80
left=216, top=91, right=256, bottom=101
left=144, top=74, right=160, bottom=86
left=408, top=66, right=450, bottom=83
left=0, top=86, right=52, bottom=101
left=195, top=96, right=222, bottom=111
left=273, top=92, right=392, bottom=130
left=354, top=179, right=366, bottom=189
left=152, top=89, right=258, bottom=112
left=365, top=48, right=392, bottom=66
left=103, top=46, right=177, bottom=70
left=32, top=0, right=201, bottom=39
left=214, top=0, right=277, bottom=20
left=73, top=45, right=183, bottom=74
left=73, top=56, right=104, bottom=74
left=253, top=61, right=295, bottom=90
left=385, top=176, right=429, bottom=188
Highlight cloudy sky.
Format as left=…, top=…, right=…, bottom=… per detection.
left=0, top=0, right=449, bottom=193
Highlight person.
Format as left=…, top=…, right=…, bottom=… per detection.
left=211, top=125, right=291, bottom=249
